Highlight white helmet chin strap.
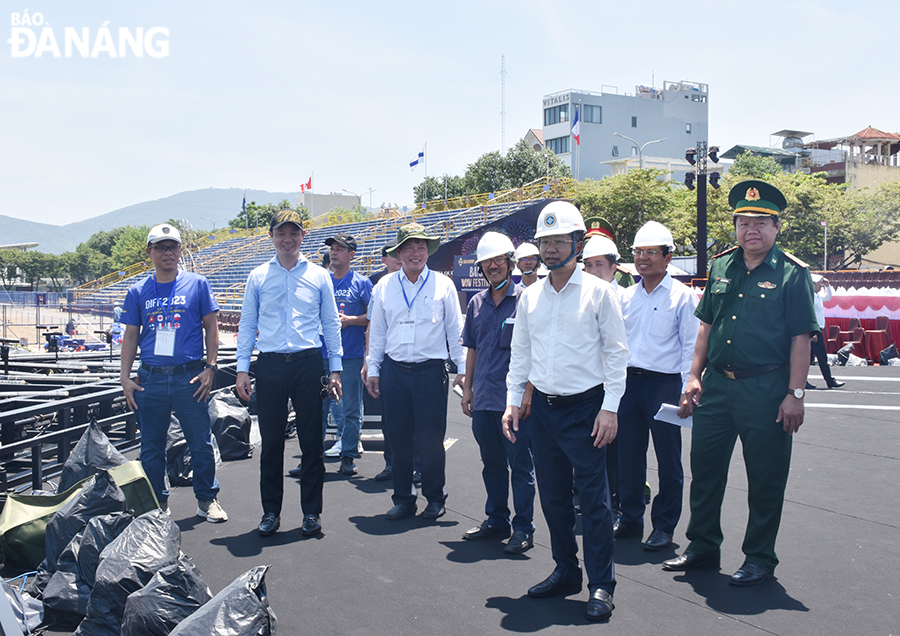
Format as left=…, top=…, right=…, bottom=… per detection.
left=541, top=233, right=582, bottom=271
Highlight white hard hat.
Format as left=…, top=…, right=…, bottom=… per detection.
left=475, top=232, right=515, bottom=265
left=583, top=235, right=620, bottom=261
left=534, top=201, right=586, bottom=239
left=147, top=223, right=182, bottom=245
left=632, top=220, right=675, bottom=252
left=514, top=242, right=540, bottom=261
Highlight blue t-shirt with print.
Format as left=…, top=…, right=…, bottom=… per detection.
left=320, top=270, right=372, bottom=360
left=120, top=271, right=219, bottom=367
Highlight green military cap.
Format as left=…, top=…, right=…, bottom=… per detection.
left=388, top=222, right=440, bottom=256
left=728, top=180, right=787, bottom=218
left=583, top=216, right=617, bottom=242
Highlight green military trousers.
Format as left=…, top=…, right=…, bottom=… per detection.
left=685, top=366, right=793, bottom=573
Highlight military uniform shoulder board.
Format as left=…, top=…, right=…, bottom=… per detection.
left=712, top=246, right=738, bottom=259
left=616, top=264, right=630, bottom=273
left=784, top=252, right=809, bottom=268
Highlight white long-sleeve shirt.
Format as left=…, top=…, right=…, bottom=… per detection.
left=620, top=273, right=700, bottom=392
left=366, top=266, right=465, bottom=377
left=814, top=284, right=832, bottom=330
left=506, top=266, right=628, bottom=413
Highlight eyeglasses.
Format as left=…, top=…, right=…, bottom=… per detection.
left=538, top=238, right=573, bottom=249
left=151, top=244, right=181, bottom=253
left=481, top=256, right=508, bottom=266
left=633, top=249, right=662, bottom=258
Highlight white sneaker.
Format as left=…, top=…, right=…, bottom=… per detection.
left=358, top=441, right=364, bottom=455
left=197, top=498, right=228, bottom=523
left=324, top=439, right=342, bottom=457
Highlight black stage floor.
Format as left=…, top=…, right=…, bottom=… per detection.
left=41, top=365, right=900, bottom=635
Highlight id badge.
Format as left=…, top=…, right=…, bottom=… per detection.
left=399, top=320, right=416, bottom=344
left=155, top=325, right=176, bottom=357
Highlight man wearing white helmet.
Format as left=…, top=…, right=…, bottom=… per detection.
left=583, top=235, right=622, bottom=290
left=514, top=243, right=541, bottom=288
left=614, top=221, right=699, bottom=552
left=503, top=201, right=628, bottom=622
left=459, top=232, right=536, bottom=554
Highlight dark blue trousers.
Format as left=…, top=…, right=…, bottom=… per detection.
left=617, top=373, right=683, bottom=534
left=531, top=388, right=616, bottom=593
left=472, top=410, right=535, bottom=533
left=380, top=357, right=448, bottom=507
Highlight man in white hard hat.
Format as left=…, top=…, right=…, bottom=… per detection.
left=459, top=232, right=536, bottom=554
left=583, top=235, right=623, bottom=290
left=514, top=243, right=541, bottom=288
left=503, top=201, right=628, bottom=622
left=120, top=223, right=227, bottom=523
left=614, top=221, right=699, bottom=552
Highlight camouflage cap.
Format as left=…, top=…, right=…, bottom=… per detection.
left=388, top=223, right=440, bottom=256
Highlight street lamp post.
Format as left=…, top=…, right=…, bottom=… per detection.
left=822, top=220, right=828, bottom=271
left=614, top=132, right=667, bottom=170
left=342, top=188, right=361, bottom=207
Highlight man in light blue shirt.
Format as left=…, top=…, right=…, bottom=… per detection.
left=236, top=209, right=343, bottom=538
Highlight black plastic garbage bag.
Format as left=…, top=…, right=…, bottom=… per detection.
left=75, top=509, right=181, bottom=636
left=880, top=342, right=898, bottom=365
left=58, top=418, right=127, bottom=493
left=836, top=343, right=854, bottom=366
left=122, top=555, right=212, bottom=636
left=45, top=471, right=127, bottom=574
left=2, top=578, right=42, bottom=633
left=167, top=415, right=223, bottom=486
left=209, top=391, right=254, bottom=460
left=41, top=512, right=133, bottom=622
left=169, top=565, right=276, bottom=636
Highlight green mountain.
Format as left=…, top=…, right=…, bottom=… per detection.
left=0, top=188, right=302, bottom=254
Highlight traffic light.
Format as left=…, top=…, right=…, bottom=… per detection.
left=685, top=148, right=697, bottom=165
left=709, top=172, right=721, bottom=189
left=684, top=172, right=696, bottom=190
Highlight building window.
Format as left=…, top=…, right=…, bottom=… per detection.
left=612, top=146, right=619, bottom=157
left=631, top=116, right=638, bottom=128
left=583, top=105, right=601, bottom=124
left=631, top=146, right=638, bottom=156
left=544, top=104, right=569, bottom=126
left=686, top=123, right=692, bottom=134
left=546, top=136, right=570, bottom=154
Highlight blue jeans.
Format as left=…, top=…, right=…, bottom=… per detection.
left=472, top=410, right=535, bottom=533
left=134, top=366, right=219, bottom=504
left=334, top=358, right=364, bottom=458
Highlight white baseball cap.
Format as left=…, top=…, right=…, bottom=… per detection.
left=147, top=223, right=182, bottom=245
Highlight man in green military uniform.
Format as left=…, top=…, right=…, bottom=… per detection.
left=584, top=216, right=635, bottom=288
left=663, top=180, right=818, bottom=586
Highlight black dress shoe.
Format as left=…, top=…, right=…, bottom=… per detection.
left=642, top=529, right=673, bottom=551
left=527, top=569, right=582, bottom=598
left=585, top=587, right=614, bottom=621
left=257, top=513, right=280, bottom=536
left=385, top=503, right=416, bottom=520
left=729, top=562, right=770, bottom=586
left=421, top=501, right=446, bottom=519
left=827, top=380, right=845, bottom=388
left=374, top=466, right=392, bottom=481
left=805, top=382, right=817, bottom=390
left=504, top=530, right=534, bottom=554
left=301, top=514, right=321, bottom=536
left=288, top=463, right=302, bottom=477
left=463, top=520, right=511, bottom=541
left=661, top=550, right=720, bottom=571
left=613, top=518, right=642, bottom=540
left=339, top=456, right=358, bottom=476
left=412, top=471, right=422, bottom=485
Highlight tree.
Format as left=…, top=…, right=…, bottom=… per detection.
left=84, top=227, right=127, bottom=257
left=228, top=199, right=310, bottom=230
left=321, top=205, right=369, bottom=225
left=65, top=244, right=113, bottom=285
left=728, top=151, right=784, bottom=179
left=574, top=169, right=677, bottom=252
left=413, top=175, right=468, bottom=203
left=503, top=138, right=572, bottom=185
left=111, top=225, right=151, bottom=270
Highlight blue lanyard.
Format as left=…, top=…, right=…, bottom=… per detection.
left=400, top=269, right=430, bottom=312
left=152, top=273, right=178, bottom=325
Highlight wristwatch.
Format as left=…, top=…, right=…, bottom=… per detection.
left=205, top=363, right=218, bottom=371
left=789, top=388, right=805, bottom=399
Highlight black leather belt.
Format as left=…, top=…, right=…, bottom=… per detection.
left=535, top=383, right=604, bottom=408
left=141, top=359, right=205, bottom=376
left=627, top=367, right=679, bottom=378
left=714, top=363, right=784, bottom=380
left=258, top=349, right=320, bottom=363
left=386, top=356, right=445, bottom=373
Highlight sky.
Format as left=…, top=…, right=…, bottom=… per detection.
left=2, top=0, right=896, bottom=226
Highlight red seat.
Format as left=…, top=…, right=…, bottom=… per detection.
left=848, top=317, right=861, bottom=332
left=848, top=327, right=867, bottom=360
left=865, top=315, right=893, bottom=363
left=826, top=325, right=841, bottom=354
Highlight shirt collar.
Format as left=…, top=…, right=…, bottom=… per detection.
left=736, top=243, right=781, bottom=271
left=399, top=264, right=430, bottom=285
left=640, top=272, right=672, bottom=295
left=541, top=264, right=583, bottom=294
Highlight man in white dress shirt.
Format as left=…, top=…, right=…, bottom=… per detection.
left=613, top=221, right=699, bottom=552
left=366, top=223, right=466, bottom=521
left=502, top=201, right=628, bottom=622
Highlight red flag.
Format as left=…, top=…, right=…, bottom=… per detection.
left=305, top=177, right=312, bottom=191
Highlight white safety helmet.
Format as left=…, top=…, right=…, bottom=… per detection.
left=632, top=220, right=675, bottom=253
left=582, top=236, right=620, bottom=261
left=534, top=201, right=586, bottom=239
left=514, top=242, right=540, bottom=262
left=475, top=232, right=516, bottom=265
